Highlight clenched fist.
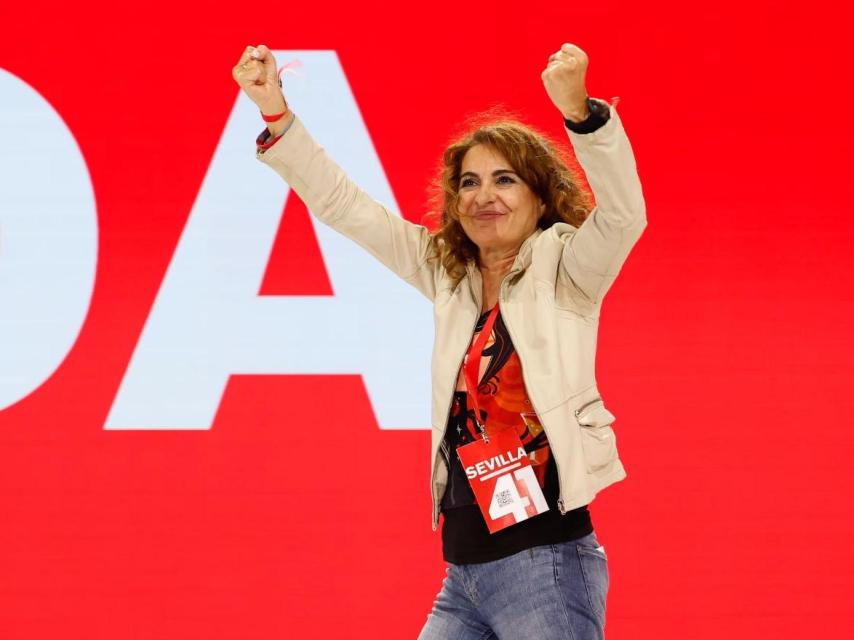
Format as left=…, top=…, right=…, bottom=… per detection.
left=541, top=43, right=590, bottom=122
left=232, top=44, right=288, bottom=120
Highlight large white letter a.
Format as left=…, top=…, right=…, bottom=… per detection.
left=106, top=51, right=431, bottom=430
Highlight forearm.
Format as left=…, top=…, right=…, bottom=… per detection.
left=565, top=103, right=646, bottom=229
left=255, top=114, right=437, bottom=298
left=559, top=102, right=647, bottom=304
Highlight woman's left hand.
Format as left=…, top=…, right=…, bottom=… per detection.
left=542, top=43, right=591, bottom=122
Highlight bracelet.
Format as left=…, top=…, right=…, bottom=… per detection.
left=563, top=98, right=611, bottom=134
left=261, top=109, right=289, bottom=123
left=256, top=111, right=297, bottom=151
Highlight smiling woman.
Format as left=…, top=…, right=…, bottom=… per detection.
left=457, top=147, right=549, bottom=273
left=236, top=41, right=646, bottom=640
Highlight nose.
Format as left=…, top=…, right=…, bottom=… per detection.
left=473, top=181, right=496, bottom=209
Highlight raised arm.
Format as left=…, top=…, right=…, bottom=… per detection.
left=232, top=45, right=438, bottom=301
left=542, top=43, right=647, bottom=305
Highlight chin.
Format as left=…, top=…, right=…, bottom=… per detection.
left=469, top=231, right=500, bottom=248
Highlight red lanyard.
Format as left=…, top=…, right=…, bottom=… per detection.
left=464, top=304, right=500, bottom=443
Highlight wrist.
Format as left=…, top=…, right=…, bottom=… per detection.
left=561, top=98, right=591, bottom=123
left=259, top=94, right=288, bottom=117
left=259, top=95, right=290, bottom=136
left=266, top=110, right=295, bottom=139
left=562, top=97, right=610, bottom=134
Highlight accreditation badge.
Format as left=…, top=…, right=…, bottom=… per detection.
left=456, top=426, right=549, bottom=534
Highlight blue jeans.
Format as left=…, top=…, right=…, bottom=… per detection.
left=418, top=531, right=609, bottom=639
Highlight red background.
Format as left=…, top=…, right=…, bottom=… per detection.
left=2, top=0, right=853, bottom=637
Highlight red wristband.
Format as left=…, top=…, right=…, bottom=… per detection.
left=256, top=111, right=296, bottom=153
left=261, top=109, right=289, bottom=123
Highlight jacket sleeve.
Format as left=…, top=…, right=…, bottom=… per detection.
left=255, top=114, right=438, bottom=301
left=560, top=103, right=647, bottom=304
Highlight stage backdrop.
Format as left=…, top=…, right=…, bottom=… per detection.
left=1, top=1, right=853, bottom=638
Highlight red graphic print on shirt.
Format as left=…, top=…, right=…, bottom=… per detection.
left=440, top=308, right=551, bottom=509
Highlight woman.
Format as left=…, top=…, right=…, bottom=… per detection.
left=233, top=41, right=646, bottom=639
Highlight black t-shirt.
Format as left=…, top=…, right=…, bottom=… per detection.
left=440, top=309, right=593, bottom=565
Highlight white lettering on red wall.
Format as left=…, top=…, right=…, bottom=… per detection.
left=104, top=51, right=432, bottom=430
left=0, top=68, right=98, bottom=411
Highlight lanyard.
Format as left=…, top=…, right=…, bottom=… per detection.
left=464, top=303, right=500, bottom=444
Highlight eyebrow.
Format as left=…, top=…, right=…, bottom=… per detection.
left=459, top=169, right=516, bottom=180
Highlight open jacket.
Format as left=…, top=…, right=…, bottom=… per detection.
left=256, top=103, right=647, bottom=530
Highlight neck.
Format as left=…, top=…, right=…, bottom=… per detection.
left=478, top=246, right=519, bottom=278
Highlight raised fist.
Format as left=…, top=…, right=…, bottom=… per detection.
left=232, top=44, right=288, bottom=116
left=541, top=43, right=590, bottom=121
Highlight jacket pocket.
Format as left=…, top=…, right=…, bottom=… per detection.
left=575, top=399, right=618, bottom=473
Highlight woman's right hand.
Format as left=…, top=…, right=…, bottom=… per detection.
left=232, top=44, right=289, bottom=120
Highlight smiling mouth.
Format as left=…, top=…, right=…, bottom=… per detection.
left=473, top=211, right=504, bottom=220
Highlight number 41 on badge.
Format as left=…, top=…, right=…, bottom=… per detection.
left=456, top=426, right=549, bottom=533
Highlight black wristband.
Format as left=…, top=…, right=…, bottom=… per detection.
left=563, top=98, right=611, bottom=134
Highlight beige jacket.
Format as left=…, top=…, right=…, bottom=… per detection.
left=257, top=103, right=646, bottom=530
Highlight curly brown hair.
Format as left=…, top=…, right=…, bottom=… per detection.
left=425, top=109, right=594, bottom=284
